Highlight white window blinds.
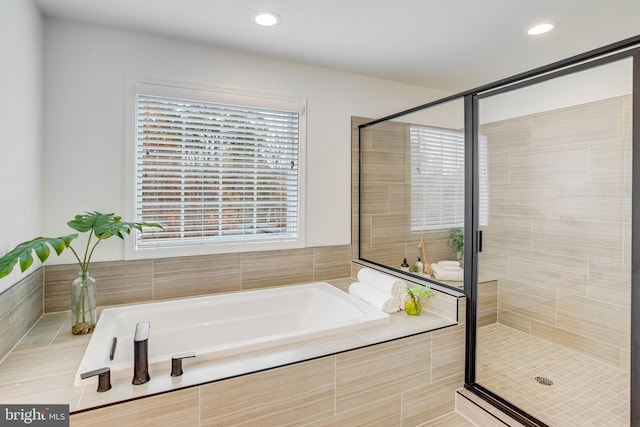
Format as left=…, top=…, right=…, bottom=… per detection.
left=410, top=125, right=488, bottom=231
left=135, top=94, right=300, bottom=248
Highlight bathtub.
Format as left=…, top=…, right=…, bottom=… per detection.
left=74, top=282, right=389, bottom=386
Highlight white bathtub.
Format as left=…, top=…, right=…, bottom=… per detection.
left=74, top=282, right=389, bottom=386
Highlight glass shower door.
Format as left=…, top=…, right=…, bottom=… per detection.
left=475, top=57, right=633, bottom=425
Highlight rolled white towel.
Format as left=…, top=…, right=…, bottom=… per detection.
left=431, top=262, right=462, bottom=273
left=357, top=268, right=407, bottom=298
left=431, top=263, right=464, bottom=282
left=437, top=261, right=461, bottom=268
left=349, top=282, right=400, bottom=313
left=397, top=293, right=410, bottom=311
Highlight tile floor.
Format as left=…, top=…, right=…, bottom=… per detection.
left=476, top=323, right=629, bottom=426
left=422, top=412, right=476, bottom=426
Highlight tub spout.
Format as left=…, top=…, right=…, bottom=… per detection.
left=132, top=321, right=151, bottom=385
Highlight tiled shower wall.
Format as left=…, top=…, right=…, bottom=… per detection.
left=479, top=95, right=632, bottom=371
left=354, top=117, right=453, bottom=269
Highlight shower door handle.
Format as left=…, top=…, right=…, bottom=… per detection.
left=477, top=230, right=483, bottom=253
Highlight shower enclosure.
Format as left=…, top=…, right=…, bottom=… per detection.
left=358, top=37, right=639, bottom=425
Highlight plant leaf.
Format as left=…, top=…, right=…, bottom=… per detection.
left=0, top=234, right=78, bottom=279
left=67, top=212, right=162, bottom=241
left=33, top=241, right=50, bottom=263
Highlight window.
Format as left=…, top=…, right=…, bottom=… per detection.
left=410, top=125, right=488, bottom=231
left=133, top=85, right=305, bottom=252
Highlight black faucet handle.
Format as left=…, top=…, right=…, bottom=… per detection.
left=171, top=352, right=196, bottom=377
left=134, top=321, right=150, bottom=342
left=80, top=367, right=112, bottom=392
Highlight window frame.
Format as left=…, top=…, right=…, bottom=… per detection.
left=124, top=81, right=307, bottom=260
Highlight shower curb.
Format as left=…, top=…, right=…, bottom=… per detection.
left=456, top=388, right=527, bottom=427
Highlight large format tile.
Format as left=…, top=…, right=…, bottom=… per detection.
left=361, top=181, right=391, bottom=216
left=530, top=320, right=622, bottom=368
left=489, top=182, right=558, bottom=217
left=360, top=243, right=407, bottom=269
left=509, top=146, right=588, bottom=184
left=421, top=411, right=476, bottom=427
left=45, top=261, right=153, bottom=312
left=532, top=216, right=624, bottom=262
left=497, top=280, right=556, bottom=326
left=361, top=150, right=406, bottom=184
left=71, top=388, right=199, bottom=427
left=589, top=143, right=630, bottom=185
left=389, top=183, right=411, bottom=215
left=587, top=259, right=631, bottom=307
left=153, top=253, right=241, bottom=300
left=507, top=248, right=588, bottom=296
left=556, top=294, right=629, bottom=350
left=241, top=248, right=314, bottom=289
left=335, top=334, right=431, bottom=413
left=431, top=325, right=465, bottom=382
left=0, top=340, right=85, bottom=385
left=0, top=269, right=44, bottom=360
left=90, top=260, right=153, bottom=306
left=312, top=245, right=352, bottom=281
left=370, top=121, right=409, bottom=153
left=402, top=373, right=464, bottom=426
left=0, top=290, right=13, bottom=360
left=480, top=115, right=532, bottom=154
left=477, top=280, right=497, bottom=327
left=14, top=312, right=66, bottom=351
left=200, top=357, right=335, bottom=426
left=9, top=269, right=43, bottom=347
left=304, top=395, right=401, bottom=427
left=531, top=97, right=623, bottom=150
left=558, top=181, right=626, bottom=222
left=482, top=214, right=532, bottom=251
left=371, top=214, right=413, bottom=246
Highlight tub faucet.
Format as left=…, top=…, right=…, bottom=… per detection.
left=132, top=321, right=151, bottom=385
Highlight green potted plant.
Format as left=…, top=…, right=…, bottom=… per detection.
left=0, top=211, right=162, bottom=334
left=449, top=228, right=464, bottom=265
left=404, top=285, right=431, bottom=316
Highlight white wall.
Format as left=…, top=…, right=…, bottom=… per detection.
left=479, top=57, right=633, bottom=124
left=42, top=19, right=448, bottom=265
left=0, top=0, right=43, bottom=292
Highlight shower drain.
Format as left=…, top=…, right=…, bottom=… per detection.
left=534, top=376, right=554, bottom=386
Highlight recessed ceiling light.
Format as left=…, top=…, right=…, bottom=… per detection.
left=527, top=22, right=555, bottom=36
left=254, top=11, right=280, bottom=27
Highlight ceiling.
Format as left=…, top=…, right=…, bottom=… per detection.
left=34, top=0, right=639, bottom=92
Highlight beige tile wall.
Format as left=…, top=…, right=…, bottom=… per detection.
left=5, top=243, right=351, bottom=358
left=0, top=269, right=43, bottom=361
left=43, top=245, right=353, bottom=313
left=71, top=318, right=466, bottom=427
left=479, top=95, right=632, bottom=370
left=354, top=117, right=454, bottom=270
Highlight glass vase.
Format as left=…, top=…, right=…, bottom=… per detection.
left=71, top=272, right=97, bottom=335
left=404, top=297, right=422, bottom=316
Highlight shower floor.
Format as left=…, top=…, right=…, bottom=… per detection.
left=476, top=323, right=629, bottom=426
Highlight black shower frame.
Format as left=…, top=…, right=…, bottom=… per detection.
left=359, top=34, right=640, bottom=426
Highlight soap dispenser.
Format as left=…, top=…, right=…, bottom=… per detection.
left=400, top=258, right=410, bottom=272
left=413, top=257, right=424, bottom=274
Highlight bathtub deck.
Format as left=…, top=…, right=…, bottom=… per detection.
left=0, top=278, right=460, bottom=413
